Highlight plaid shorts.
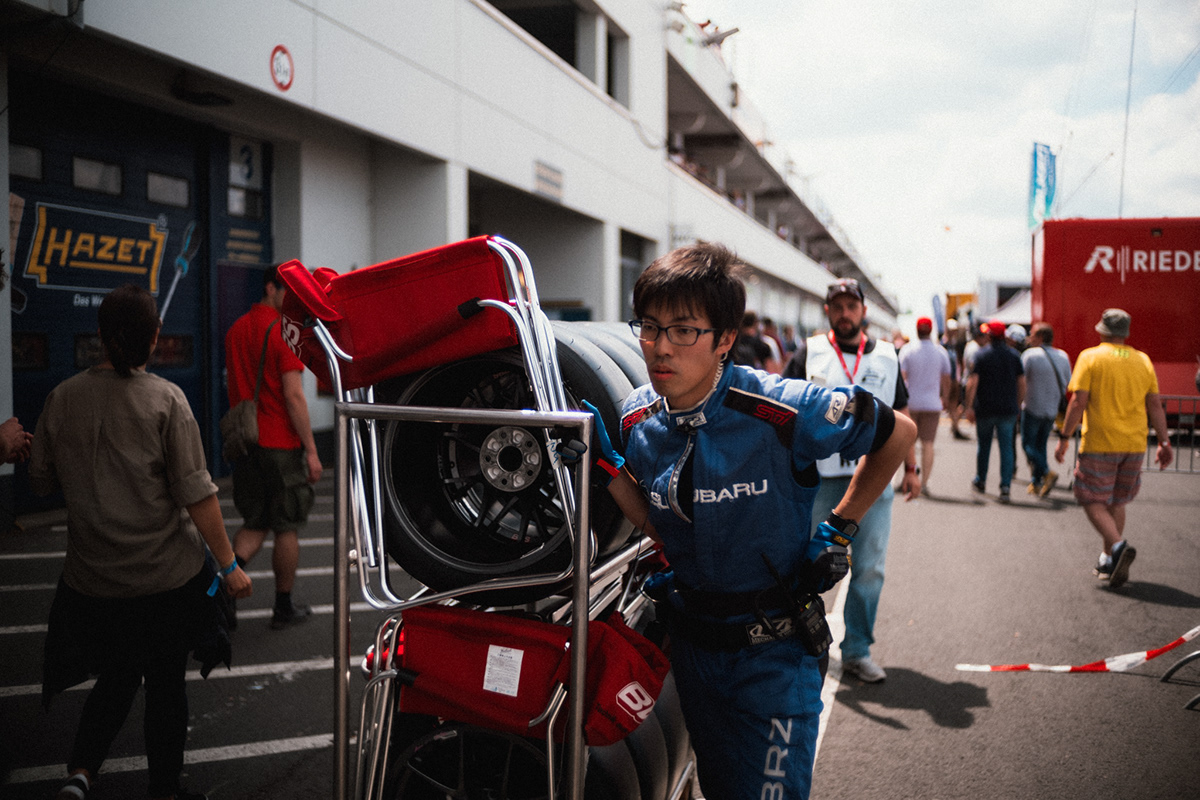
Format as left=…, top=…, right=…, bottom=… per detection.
left=1072, top=452, right=1143, bottom=506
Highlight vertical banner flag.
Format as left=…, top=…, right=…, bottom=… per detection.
left=1028, top=143, right=1056, bottom=230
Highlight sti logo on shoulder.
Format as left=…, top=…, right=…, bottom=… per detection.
left=754, top=403, right=794, bottom=427
left=825, top=393, right=848, bottom=424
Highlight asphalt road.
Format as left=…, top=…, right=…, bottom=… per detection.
left=1, top=426, right=1197, bottom=799
left=812, top=428, right=1200, bottom=800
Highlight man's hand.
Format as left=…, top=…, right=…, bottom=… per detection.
left=581, top=399, right=624, bottom=486
left=1054, top=436, right=1070, bottom=464
left=899, top=469, right=920, bottom=501
left=305, top=450, right=323, bottom=484
left=0, top=417, right=32, bottom=464
left=1155, top=441, right=1173, bottom=470
left=803, top=519, right=854, bottom=593
left=223, top=565, right=253, bottom=599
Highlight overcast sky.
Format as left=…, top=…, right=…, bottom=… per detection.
left=677, top=0, right=1200, bottom=325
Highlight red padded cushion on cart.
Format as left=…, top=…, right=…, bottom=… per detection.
left=397, top=605, right=669, bottom=747
left=277, top=237, right=520, bottom=390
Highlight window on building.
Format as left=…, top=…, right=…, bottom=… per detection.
left=489, top=0, right=630, bottom=106
left=9, top=144, right=42, bottom=180
left=147, top=172, right=190, bottom=208
left=490, top=0, right=578, bottom=66
left=228, top=187, right=263, bottom=219
left=73, top=156, right=122, bottom=195
left=606, top=27, right=630, bottom=107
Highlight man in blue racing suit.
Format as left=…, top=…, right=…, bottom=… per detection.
left=595, top=243, right=916, bottom=799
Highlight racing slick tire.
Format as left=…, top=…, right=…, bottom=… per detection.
left=380, top=324, right=637, bottom=604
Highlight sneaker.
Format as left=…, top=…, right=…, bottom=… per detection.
left=998, top=486, right=1011, bottom=503
left=843, top=657, right=887, bottom=683
left=952, top=429, right=970, bottom=441
left=1026, top=481, right=1040, bottom=495
left=1108, top=541, right=1136, bottom=589
left=270, top=603, right=313, bottom=630
left=971, top=479, right=985, bottom=494
left=1039, top=470, right=1058, bottom=497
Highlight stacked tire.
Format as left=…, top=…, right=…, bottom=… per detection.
left=380, top=321, right=648, bottom=604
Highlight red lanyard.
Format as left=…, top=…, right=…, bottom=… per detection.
left=829, top=330, right=867, bottom=384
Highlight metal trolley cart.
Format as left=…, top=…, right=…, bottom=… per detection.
left=276, top=236, right=694, bottom=800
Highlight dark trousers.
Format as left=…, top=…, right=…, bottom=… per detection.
left=47, top=568, right=210, bottom=798
left=70, top=645, right=189, bottom=797
left=1022, top=413, right=1055, bottom=483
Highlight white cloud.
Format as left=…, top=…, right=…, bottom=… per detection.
left=679, top=0, right=1200, bottom=316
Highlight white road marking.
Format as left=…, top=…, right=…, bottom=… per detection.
left=5, top=734, right=335, bottom=785
left=0, top=601, right=383, bottom=636
left=0, top=657, right=335, bottom=698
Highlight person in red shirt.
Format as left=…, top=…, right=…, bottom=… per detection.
left=224, top=266, right=322, bottom=629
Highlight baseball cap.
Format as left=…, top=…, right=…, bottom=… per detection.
left=825, top=278, right=864, bottom=303
left=916, top=317, right=933, bottom=333
left=1006, top=324, right=1026, bottom=345
left=986, top=320, right=1007, bottom=338
left=1095, top=308, right=1131, bottom=338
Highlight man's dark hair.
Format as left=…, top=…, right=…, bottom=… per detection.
left=1031, top=321, right=1054, bottom=344
left=633, top=242, right=747, bottom=346
left=263, top=264, right=284, bottom=293
left=98, top=284, right=160, bottom=377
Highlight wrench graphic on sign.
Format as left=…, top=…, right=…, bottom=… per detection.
left=159, top=220, right=201, bottom=322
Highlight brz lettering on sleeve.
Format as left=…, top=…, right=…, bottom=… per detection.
left=825, top=393, right=847, bottom=424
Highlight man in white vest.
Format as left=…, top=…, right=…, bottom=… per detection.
left=784, top=278, right=920, bottom=682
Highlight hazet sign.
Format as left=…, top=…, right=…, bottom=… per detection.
left=22, top=202, right=168, bottom=293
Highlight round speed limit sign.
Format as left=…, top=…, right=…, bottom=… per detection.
left=271, top=45, right=294, bottom=91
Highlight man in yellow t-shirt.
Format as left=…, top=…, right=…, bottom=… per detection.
left=1054, top=309, right=1172, bottom=588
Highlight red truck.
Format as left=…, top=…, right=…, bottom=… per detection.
left=1032, top=217, right=1200, bottom=397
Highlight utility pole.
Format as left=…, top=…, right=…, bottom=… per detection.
left=1118, top=2, right=1137, bottom=218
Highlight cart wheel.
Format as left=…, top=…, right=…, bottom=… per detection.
left=382, top=327, right=637, bottom=603
left=385, top=723, right=551, bottom=800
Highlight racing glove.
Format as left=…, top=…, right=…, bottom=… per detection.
left=803, top=513, right=858, bottom=593
left=581, top=399, right=625, bottom=487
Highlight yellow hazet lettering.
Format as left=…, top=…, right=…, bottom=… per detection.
left=97, top=235, right=117, bottom=261
left=72, top=232, right=96, bottom=259
left=45, top=227, right=72, bottom=267
left=116, top=237, right=135, bottom=263
left=146, top=223, right=166, bottom=291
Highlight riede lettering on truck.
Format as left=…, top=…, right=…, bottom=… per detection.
left=1083, top=245, right=1200, bottom=284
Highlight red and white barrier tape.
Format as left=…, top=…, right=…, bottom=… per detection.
left=956, top=624, right=1200, bottom=673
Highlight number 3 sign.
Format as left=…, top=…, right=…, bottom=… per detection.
left=270, top=45, right=294, bottom=91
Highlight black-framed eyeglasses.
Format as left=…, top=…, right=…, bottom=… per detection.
left=629, top=319, right=716, bottom=346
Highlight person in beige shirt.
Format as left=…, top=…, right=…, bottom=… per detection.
left=31, top=284, right=250, bottom=800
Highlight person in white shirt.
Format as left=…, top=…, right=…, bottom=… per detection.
left=899, top=317, right=952, bottom=494
left=1021, top=322, right=1072, bottom=496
